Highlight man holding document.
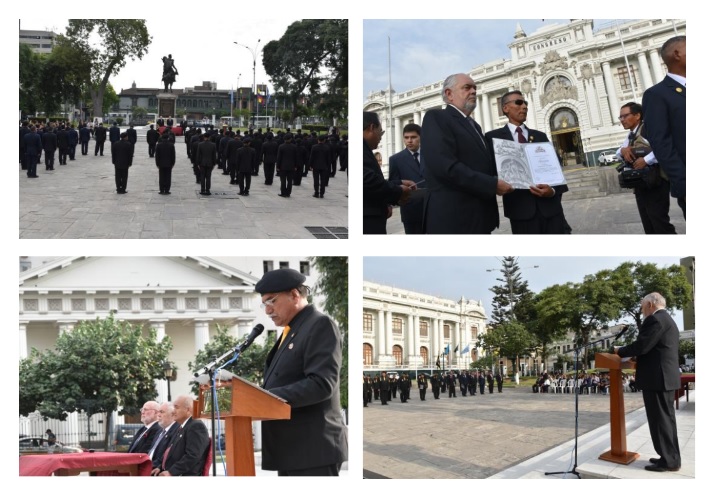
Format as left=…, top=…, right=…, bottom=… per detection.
left=486, top=90, right=569, bottom=234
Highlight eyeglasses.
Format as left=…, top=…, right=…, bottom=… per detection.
left=618, top=113, right=633, bottom=120
left=375, top=126, right=385, bottom=137
left=506, top=99, right=528, bottom=106
left=260, top=294, right=281, bottom=308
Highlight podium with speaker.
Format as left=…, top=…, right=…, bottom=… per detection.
left=193, top=373, right=290, bottom=476
left=595, top=352, right=639, bottom=465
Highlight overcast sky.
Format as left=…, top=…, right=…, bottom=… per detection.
left=20, top=18, right=302, bottom=94
left=363, top=19, right=628, bottom=102
left=364, top=256, right=690, bottom=329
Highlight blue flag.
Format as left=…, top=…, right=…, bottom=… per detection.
left=444, top=344, right=450, bottom=355
left=461, top=345, right=470, bottom=355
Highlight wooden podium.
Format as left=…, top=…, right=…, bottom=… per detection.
left=595, top=353, right=639, bottom=464
left=193, top=373, right=290, bottom=476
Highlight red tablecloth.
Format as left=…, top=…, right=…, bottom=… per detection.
left=20, top=452, right=152, bottom=476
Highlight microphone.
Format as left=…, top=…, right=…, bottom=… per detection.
left=613, top=325, right=630, bottom=341
left=235, top=324, right=265, bottom=353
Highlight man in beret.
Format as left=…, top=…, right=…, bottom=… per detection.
left=256, top=268, right=348, bottom=476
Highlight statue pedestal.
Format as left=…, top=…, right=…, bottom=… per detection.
left=157, top=93, right=177, bottom=120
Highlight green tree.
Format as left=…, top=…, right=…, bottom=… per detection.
left=480, top=320, right=535, bottom=375
left=488, top=257, right=536, bottom=327
left=131, top=106, right=148, bottom=121
left=65, top=20, right=151, bottom=119
left=262, top=19, right=347, bottom=121
left=19, top=314, right=172, bottom=449
left=188, top=326, right=276, bottom=395
left=310, top=257, right=348, bottom=410
left=533, top=286, right=581, bottom=370
left=679, top=340, right=695, bottom=365
left=20, top=43, right=42, bottom=116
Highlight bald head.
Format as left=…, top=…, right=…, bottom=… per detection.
left=140, top=401, right=160, bottom=425
left=172, top=395, right=194, bottom=423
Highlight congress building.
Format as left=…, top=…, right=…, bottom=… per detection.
left=364, top=19, right=685, bottom=167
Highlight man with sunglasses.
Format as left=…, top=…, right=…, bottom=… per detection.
left=486, top=90, right=569, bottom=234
left=256, top=268, right=348, bottom=476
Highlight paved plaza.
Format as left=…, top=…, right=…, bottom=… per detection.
left=19, top=130, right=348, bottom=239
left=364, top=385, right=653, bottom=479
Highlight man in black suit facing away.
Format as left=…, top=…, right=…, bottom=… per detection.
left=389, top=123, right=426, bottom=234
left=155, top=131, right=175, bottom=195
left=111, top=132, right=133, bottom=194
left=127, top=401, right=161, bottom=454
left=196, top=133, right=217, bottom=195
left=642, top=36, right=686, bottom=218
left=486, top=90, right=569, bottom=234
left=151, top=395, right=209, bottom=476
left=615, top=293, right=681, bottom=472
left=363, top=111, right=414, bottom=234
left=422, top=73, right=513, bottom=234
left=257, top=268, right=348, bottom=476
left=94, top=122, right=107, bottom=156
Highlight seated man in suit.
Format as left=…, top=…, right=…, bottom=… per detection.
left=486, top=90, right=569, bottom=234
left=642, top=36, right=686, bottom=218
left=127, top=401, right=161, bottom=454
left=151, top=395, right=209, bottom=476
left=389, top=123, right=426, bottom=234
left=149, top=401, right=180, bottom=468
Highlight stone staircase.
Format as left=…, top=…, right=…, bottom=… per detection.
left=561, top=165, right=631, bottom=200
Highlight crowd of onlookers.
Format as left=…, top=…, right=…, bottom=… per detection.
left=533, top=371, right=639, bottom=395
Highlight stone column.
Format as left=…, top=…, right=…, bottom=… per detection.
left=601, top=61, right=620, bottom=125
left=394, top=116, right=402, bottom=155
left=406, top=313, right=415, bottom=364
left=649, top=48, right=664, bottom=83
left=454, top=321, right=461, bottom=365
left=19, top=322, right=28, bottom=359
left=149, top=319, right=169, bottom=400
left=481, top=93, right=492, bottom=133
left=58, top=321, right=75, bottom=336
left=377, top=309, right=386, bottom=358
left=637, top=52, right=654, bottom=91
left=413, top=112, right=421, bottom=126
left=194, top=319, right=212, bottom=351
left=385, top=311, right=394, bottom=360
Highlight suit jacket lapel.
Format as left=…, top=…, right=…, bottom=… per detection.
left=665, top=75, right=685, bottom=98
left=447, top=106, right=487, bottom=152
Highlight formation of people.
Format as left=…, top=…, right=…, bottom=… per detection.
left=20, top=119, right=348, bottom=199
left=363, top=370, right=505, bottom=406
left=363, top=35, right=685, bottom=235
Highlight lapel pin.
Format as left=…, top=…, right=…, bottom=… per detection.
left=288, top=343, right=294, bottom=349
left=676, top=87, right=683, bottom=93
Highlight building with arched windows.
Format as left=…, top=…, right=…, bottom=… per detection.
left=364, top=19, right=685, bottom=169
left=362, top=281, right=489, bottom=374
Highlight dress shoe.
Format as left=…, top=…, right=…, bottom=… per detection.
left=649, top=457, right=661, bottom=464
left=278, top=193, right=285, bottom=197
left=320, top=195, right=324, bottom=198
left=238, top=191, right=244, bottom=195
left=644, top=464, right=680, bottom=472
left=313, top=193, right=319, bottom=198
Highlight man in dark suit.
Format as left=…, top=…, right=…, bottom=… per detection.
left=79, top=124, right=91, bottom=155
left=127, top=124, right=138, bottom=155
left=149, top=402, right=180, bottom=469
left=363, top=111, right=413, bottom=234
left=127, top=401, right=162, bottom=454
left=24, top=125, right=42, bottom=178
left=423, top=73, right=513, bottom=234
left=41, top=127, right=57, bottom=170
left=155, top=131, right=175, bottom=195
left=56, top=125, right=69, bottom=165
left=67, top=124, right=78, bottom=161
left=111, top=132, right=133, bottom=193
left=261, top=134, right=279, bottom=185
left=486, top=90, right=569, bottom=234
left=109, top=122, right=121, bottom=145
left=276, top=134, right=298, bottom=197
left=257, top=268, right=348, bottom=476
left=196, top=133, right=217, bottom=195
left=308, top=134, right=332, bottom=198
left=616, top=292, right=681, bottom=472
left=389, top=123, right=426, bottom=234
left=151, top=395, right=209, bottom=476
left=94, top=123, right=107, bottom=156
left=642, top=36, right=686, bottom=218
left=147, top=124, right=160, bottom=157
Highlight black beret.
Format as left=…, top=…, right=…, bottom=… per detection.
left=255, top=268, right=306, bottom=294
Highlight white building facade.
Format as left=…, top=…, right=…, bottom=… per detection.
left=364, top=19, right=685, bottom=168
left=363, top=281, right=489, bottom=372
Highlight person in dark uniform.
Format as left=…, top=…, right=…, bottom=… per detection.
left=294, top=136, right=308, bottom=186
left=309, top=134, right=332, bottom=198
left=155, top=130, right=175, bottom=195
left=94, top=123, right=107, bottom=156
left=431, top=373, right=441, bottom=399
left=447, top=372, right=457, bottom=398
left=418, top=374, right=428, bottom=401
left=390, top=375, right=398, bottom=399
left=41, top=127, right=57, bottom=170
left=478, top=371, right=485, bottom=394
left=147, top=124, right=160, bottom=157
left=615, top=292, right=682, bottom=472
left=496, top=373, right=503, bottom=393
left=196, top=133, right=217, bottom=196
left=24, top=125, right=42, bottom=178
left=261, top=134, right=279, bottom=185
left=487, top=372, right=494, bottom=394
left=468, top=371, right=477, bottom=395
left=109, top=122, right=121, bottom=145
left=127, top=124, right=137, bottom=155
left=235, top=137, right=256, bottom=196
left=20, top=121, right=30, bottom=170
left=56, top=125, right=69, bottom=165
left=363, top=375, right=372, bottom=407
left=67, top=124, right=78, bottom=161
left=111, top=132, right=133, bottom=193
left=379, top=372, right=389, bottom=405
left=372, top=375, right=380, bottom=401
left=440, top=373, right=447, bottom=394
left=276, top=134, right=297, bottom=198
left=79, top=123, right=91, bottom=155
left=459, top=371, right=468, bottom=396
left=225, top=133, right=243, bottom=185
left=339, top=134, right=348, bottom=172
left=399, top=374, right=411, bottom=403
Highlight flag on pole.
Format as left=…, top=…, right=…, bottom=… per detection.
left=461, top=344, right=470, bottom=355
left=444, top=344, right=450, bottom=355
left=454, top=344, right=459, bottom=353
left=435, top=355, right=441, bottom=369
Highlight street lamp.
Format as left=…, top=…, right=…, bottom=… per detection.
left=234, top=39, right=261, bottom=129
left=163, top=361, right=174, bottom=402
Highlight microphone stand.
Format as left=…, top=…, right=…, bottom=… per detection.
left=545, top=327, right=627, bottom=478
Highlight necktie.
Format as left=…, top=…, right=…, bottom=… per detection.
left=413, top=152, right=420, bottom=167
left=466, top=117, right=487, bottom=150
left=628, top=131, right=635, bottom=147
left=280, top=325, right=291, bottom=345
left=148, top=429, right=166, bottom=458
left=516, top=127, right=527, bottom=143
left=128, top=426, right=146, bottom=453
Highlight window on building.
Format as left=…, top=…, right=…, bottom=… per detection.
left=299, top=261, right=310, bottom=275
left=279, top=261, right=289, bottom=269
left=496, top=96, right=505, bottom=117
left=263, top=260, right=274, bottom=273
left=392, top=317, right=403, bottom=335
left=420, top=346, right=429, bottom=366
left=364, top=343, right=374, bottom=365
left=617, top=65, right=638, bottom=91
left=443, top=324, right=450, bottom=339
left=419, top=321, right=429, bottom=337
left=392, top=345, right=403, bottom=365
left=470, top=325, right=478, bottom=339
left=363, top=313, right=373, bottom=333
